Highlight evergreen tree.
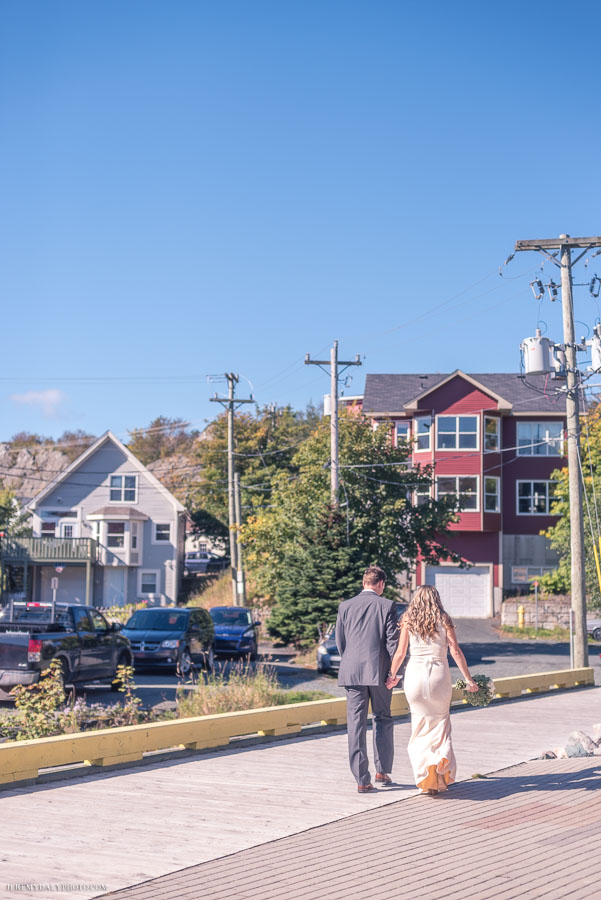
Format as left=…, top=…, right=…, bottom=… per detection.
left=267, top=507, right=362, bottom=645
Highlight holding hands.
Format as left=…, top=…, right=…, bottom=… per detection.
left=385, top=673, right=400, bottom=690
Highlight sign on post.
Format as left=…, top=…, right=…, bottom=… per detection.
left=50, top=577, right=59, bottom=590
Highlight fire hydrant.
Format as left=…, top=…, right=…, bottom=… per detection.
left=518, top=604, right=525, bottom=629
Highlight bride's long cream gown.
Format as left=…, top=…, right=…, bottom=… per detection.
left=403, top=625, right=457, bottom=792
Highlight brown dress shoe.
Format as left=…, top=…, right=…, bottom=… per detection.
left=357, top=784, right=378, bottom=793
left=375, top=774, right=392, bottom=785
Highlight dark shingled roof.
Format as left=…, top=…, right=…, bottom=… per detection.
left=363, top=372, right=567, bottom=414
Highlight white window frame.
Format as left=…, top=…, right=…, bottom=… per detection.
left=107, top=521, right=126, bottom=548
left=153, top=523, right=171, bottom=544
left=41, top=521, right=57, bottom=537
left=517, top=422, right=564, bottom=457
left=484, top=476, right=500, bottom=512
left=436, top=415, right=479, bottom=452
left=484, top=416, right=501, bottom=452
left=414, top=416, right=432, bottom=452
left=436, top=475, right=480, bottom=512
left=395, top=421, right=411, bottom=447
left=413, top=482, right=432, bottom=506
left=516, top=480, right=556, bottom=515
left=138, top=569, right=161, bottom=598
left=109, top=474, right=138, bottom=503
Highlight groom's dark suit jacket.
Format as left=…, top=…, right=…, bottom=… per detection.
left=335, top=590, right=399, bottom=687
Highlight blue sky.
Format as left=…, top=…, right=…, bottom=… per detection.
left=1, top=0, right=600, bottom=442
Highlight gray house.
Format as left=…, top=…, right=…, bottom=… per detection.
left=0, top=432, right=186, bottom=608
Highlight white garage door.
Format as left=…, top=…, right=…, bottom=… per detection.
left=424, top=566, right=491, bottom=618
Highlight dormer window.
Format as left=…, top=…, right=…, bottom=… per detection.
left=109, top=475, right=137, bottom=502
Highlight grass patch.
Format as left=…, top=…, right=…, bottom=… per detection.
left=186, top=574, right=233, bottom=610
left=277, top=690, right=333, bottom=704
left=500, top=625, right=600, bottom=642
left=176, top=662, right=334, bottom=717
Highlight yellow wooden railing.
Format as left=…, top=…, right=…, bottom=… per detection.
left=0, top=667, right=594, bottom=785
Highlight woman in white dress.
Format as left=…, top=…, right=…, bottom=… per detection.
left=386, top=585, right=478, bottom=794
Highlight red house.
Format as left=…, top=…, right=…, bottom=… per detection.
left=352, top=371, right=566, bottom=618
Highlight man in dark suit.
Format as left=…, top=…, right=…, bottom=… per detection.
left=336, top=565, right=399, bottom=793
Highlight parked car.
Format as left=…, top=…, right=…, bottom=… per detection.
left=317, top=603, right=405, bottom=673
left=587, top=617, right=601, bottom=641
left=317, top=631, right=340, bottom=673
left=0, top=600, right=132, bottom=696
left=184, top=551, right=230, bottom=576
left=209, top=607, right=260, bottom=659
left=122, top=606, right=215, bottom=675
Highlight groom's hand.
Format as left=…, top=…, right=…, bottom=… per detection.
left=385, top=675, right=400, bottom=690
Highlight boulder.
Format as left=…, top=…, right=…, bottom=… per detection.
left=553, top=746, right=568, bottom=759
left=565, top=730, right=597, bottom=758
left=593, top=723, right=601, bottom=744
left=539, top=751, right=557, bottom=759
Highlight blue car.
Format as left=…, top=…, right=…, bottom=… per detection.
left=210, top=606, right=260, bottom=659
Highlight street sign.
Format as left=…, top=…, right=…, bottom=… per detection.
left=533, top=580, right=539, bottom=588
left=50, top=577, right=59, bottom=590
left=55, top=566, right=64, bottom=573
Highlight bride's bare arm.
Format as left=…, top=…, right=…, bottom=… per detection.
left=385, top=623, right=409, bottom=687
left=446, top=625, right=477, bottom=690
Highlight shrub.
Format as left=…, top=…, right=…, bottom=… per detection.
left=176, top=661, right=332, bottom=717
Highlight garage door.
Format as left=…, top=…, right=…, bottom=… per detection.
left=424, top=566, right=491, bottom=618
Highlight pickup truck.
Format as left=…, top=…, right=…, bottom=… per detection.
left=0, top=601, right=133, bottom=697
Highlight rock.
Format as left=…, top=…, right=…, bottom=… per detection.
left=539, top=751, right=557, bottom=759
left=593, top=723, right=601, bottom=744
left=553, top=747, right=568, bottom=759
left=565, top=730, right=597, bottom=758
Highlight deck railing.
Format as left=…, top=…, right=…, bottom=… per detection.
left=0, top=667, right=594, bottom=786
left=0, top=537, right=98, bottom=563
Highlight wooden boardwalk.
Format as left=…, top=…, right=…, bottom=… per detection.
left=102, top=756, right=601, bottom=900
left=1, top=686, right=599, bottom=900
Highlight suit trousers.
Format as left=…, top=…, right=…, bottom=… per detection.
left=344, top=685, right=394, bottom=786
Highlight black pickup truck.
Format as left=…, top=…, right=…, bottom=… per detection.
left=0, top=601, right=133, bottom=697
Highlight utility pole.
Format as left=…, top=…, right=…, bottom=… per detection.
left=514, top=234, right=601, bottom=668
left=305, top=340, right=362, bottom=505
left=210, top=373, right=254, bottom=605
left=233, top=472, right=246, bottom=605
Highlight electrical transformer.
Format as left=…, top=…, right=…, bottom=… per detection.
left=520, top=328, right=553, bottom=375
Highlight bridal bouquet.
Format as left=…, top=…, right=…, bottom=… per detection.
left=455, top=674, right=496, bottom=707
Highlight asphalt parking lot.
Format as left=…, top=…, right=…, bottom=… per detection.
left=64, top=618, right=601, bottom=708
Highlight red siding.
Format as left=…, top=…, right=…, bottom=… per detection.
left=416, top=376, right=500, bottom=415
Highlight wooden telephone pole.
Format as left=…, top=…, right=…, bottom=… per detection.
left=210, top=374, right=254, bottom=605
left=305, top=341, right=362, bottom=506
left=514, top=234, right=601, bottom=668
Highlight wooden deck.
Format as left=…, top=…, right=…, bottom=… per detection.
left=1, top=686, right=599, bottom=899
left=101, top=756, right=601, bottom=900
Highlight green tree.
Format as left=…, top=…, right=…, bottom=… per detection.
left=540, top=405, right=601, bottom=608
left=127, top=417, right=198, bottom=466
left=189, top=404, right=320, bottom=544
left=244, top=413, right=460, bottom=644
left=267, top=507, right=363, bottom=644
left=0, top=489, right=31, bottom=537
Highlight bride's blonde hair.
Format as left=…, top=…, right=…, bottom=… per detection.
left=402, top=585, right=453, bottom=639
